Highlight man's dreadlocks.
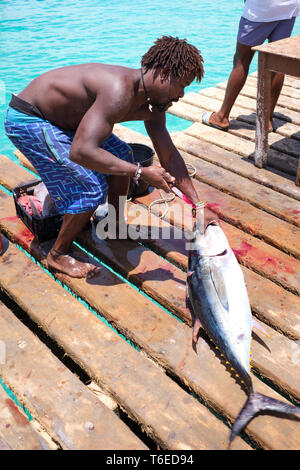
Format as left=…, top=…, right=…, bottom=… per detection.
left=141, top=36, right=204, bottom=82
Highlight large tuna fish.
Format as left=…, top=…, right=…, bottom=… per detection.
left=187, top=218, right=300, bottom=446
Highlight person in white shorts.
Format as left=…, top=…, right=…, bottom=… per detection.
left=202, top=0, right=299, bottom=132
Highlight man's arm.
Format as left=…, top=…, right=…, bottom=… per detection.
left=70, top=96, right=136, bottom=176
left=145, top=112, right=219, bottom=225
left=70, top=94, right=174, bottom=192
left=145, top=112, right=199, bottom=205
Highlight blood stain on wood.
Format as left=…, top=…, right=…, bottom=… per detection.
left=5, top=399, right=29, bottom=426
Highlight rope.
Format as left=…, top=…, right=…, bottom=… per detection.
left=148, top=190, right=175, bottom=219
left=148, top=163, right=197, bottom=219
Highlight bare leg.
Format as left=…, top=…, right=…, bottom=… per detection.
left=47, top=209, right=100, bottom=278
left=107, top=174, right=130, bottom=224
left=208, top=42, right=255, bottom=129
left=105, top=174, right=151, bottom=241
left=208, top=43, right=284, bottom=132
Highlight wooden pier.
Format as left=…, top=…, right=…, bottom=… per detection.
left=0, top=71, right=299, bottom=450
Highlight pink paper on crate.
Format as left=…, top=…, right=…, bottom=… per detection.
left=18, top=195, right=43, bottom=217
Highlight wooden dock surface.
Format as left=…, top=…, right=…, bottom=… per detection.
left=0, top=72, right=299, bottom=450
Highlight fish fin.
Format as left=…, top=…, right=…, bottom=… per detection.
left=192, top=317, right=202, bottom=352
left=185, top=295, right=202, bottom=347
left=252, top=318, right=272, bottom=339
left=209, top=260, right=229, bottom=311
left=228, top=391, right=300, bottom=447
left=185, top=294, right=192, bottom=311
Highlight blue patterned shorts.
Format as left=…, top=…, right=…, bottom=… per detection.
left=4, top=106, right=134, bottom=214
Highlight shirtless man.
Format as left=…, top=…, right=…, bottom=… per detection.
left=5, top=36, right=216, bottom=278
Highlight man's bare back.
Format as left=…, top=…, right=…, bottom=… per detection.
left=18, top=63, right=152, bottom=131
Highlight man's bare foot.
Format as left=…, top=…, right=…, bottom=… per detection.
left=47, top=248, right=101, bottom=278
left=202, top=111, right=229, bottom=130
left=210, top=112, right=229, bottom=129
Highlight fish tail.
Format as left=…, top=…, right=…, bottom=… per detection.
left=228, top=391, right=300, bottom=447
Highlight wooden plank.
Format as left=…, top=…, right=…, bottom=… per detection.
left=1, top=243, right=299, bottom=450
left=1, top=168, right=300, bottom=444
left=199, top=86, right=300, bottom=126
left=266, top=52, right=300, bottom=78
left=173, top=98, right=300, bottom=160
left=172, top=131, right=300, bottom=201
left=179, top=95, right=299, bottom=176
left=219, top=78, right=300, bottom=103
left=171, top=154, right=300, bottom=259
left=2, top=176, right=300, bottom=398
left=250, top=71, right=300, bottom=90
left=215, top=84, right=300, bottom=156
left=220, top=76, right=300, bottom=100
left=182, top=91, right=300, bottom=143
left=134, top=186, right=300, bottom=294
left=273, top=74, right=300, bottom=89
left=251, top=71, right=300, bottom=89
left=0, top=243, right=250, bottom=450
left=183, top=112, right=296, bottom=175
left=127, top=202, right=300, bottom=342
left=178, top=149, right=300, bottom=246
left=0, top=302, right=147, bottom=450
left=1, top=121, right=298, bottom=448
left=217, top=81, right=300, bottom=112
left=6, top=146, right=300, bottom=338
left=0, top=155, right=38, bottom=189
left=225, top=118, right=300, bottom=159
left=118, top=140, right=300, bottom=261
left=3, top=179, right=300, bottom=340
left=2, top=147, right=298, bottom=322
left=183, top=125, right=300, bottom=225
left=0, top=155, right=39, bottom=192
left=15, top=118, right=294, bottom=235
left=143, top=191, right=300, bottom=294
left=113, top=125, right=152, bottom=145
left=15, top=123, right=300, bottom=202
left=77, top=220, right=300, bottom=406
left=14, top=150, right=36, bottom=174
left=0, top=384, right=51, bottom=450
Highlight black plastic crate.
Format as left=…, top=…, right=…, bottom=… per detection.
left=12, top=180, right=63, bottom=243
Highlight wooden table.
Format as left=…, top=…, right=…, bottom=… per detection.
left=253, top=35, right=300, bottom=185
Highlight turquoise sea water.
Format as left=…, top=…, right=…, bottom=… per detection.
left=0, top=0, right=300, bottom=159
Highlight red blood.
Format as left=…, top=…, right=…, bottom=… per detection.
left=17, top=226, right=35, bottom=247
left=0, top=216, right=19, bottom=222
left=289, top=210, right=300, bottom=215
left=5, top=399, right=28, bottom=426
left=206, top=202, right=221, bottom=214
left=232, top=241, right=253, bottom=258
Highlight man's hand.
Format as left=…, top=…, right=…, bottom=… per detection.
left=194, top=205, right=220, bottom=229
left=141, top=164, right=175, bottom=192
left=203, top=206, right=220, bottom=228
